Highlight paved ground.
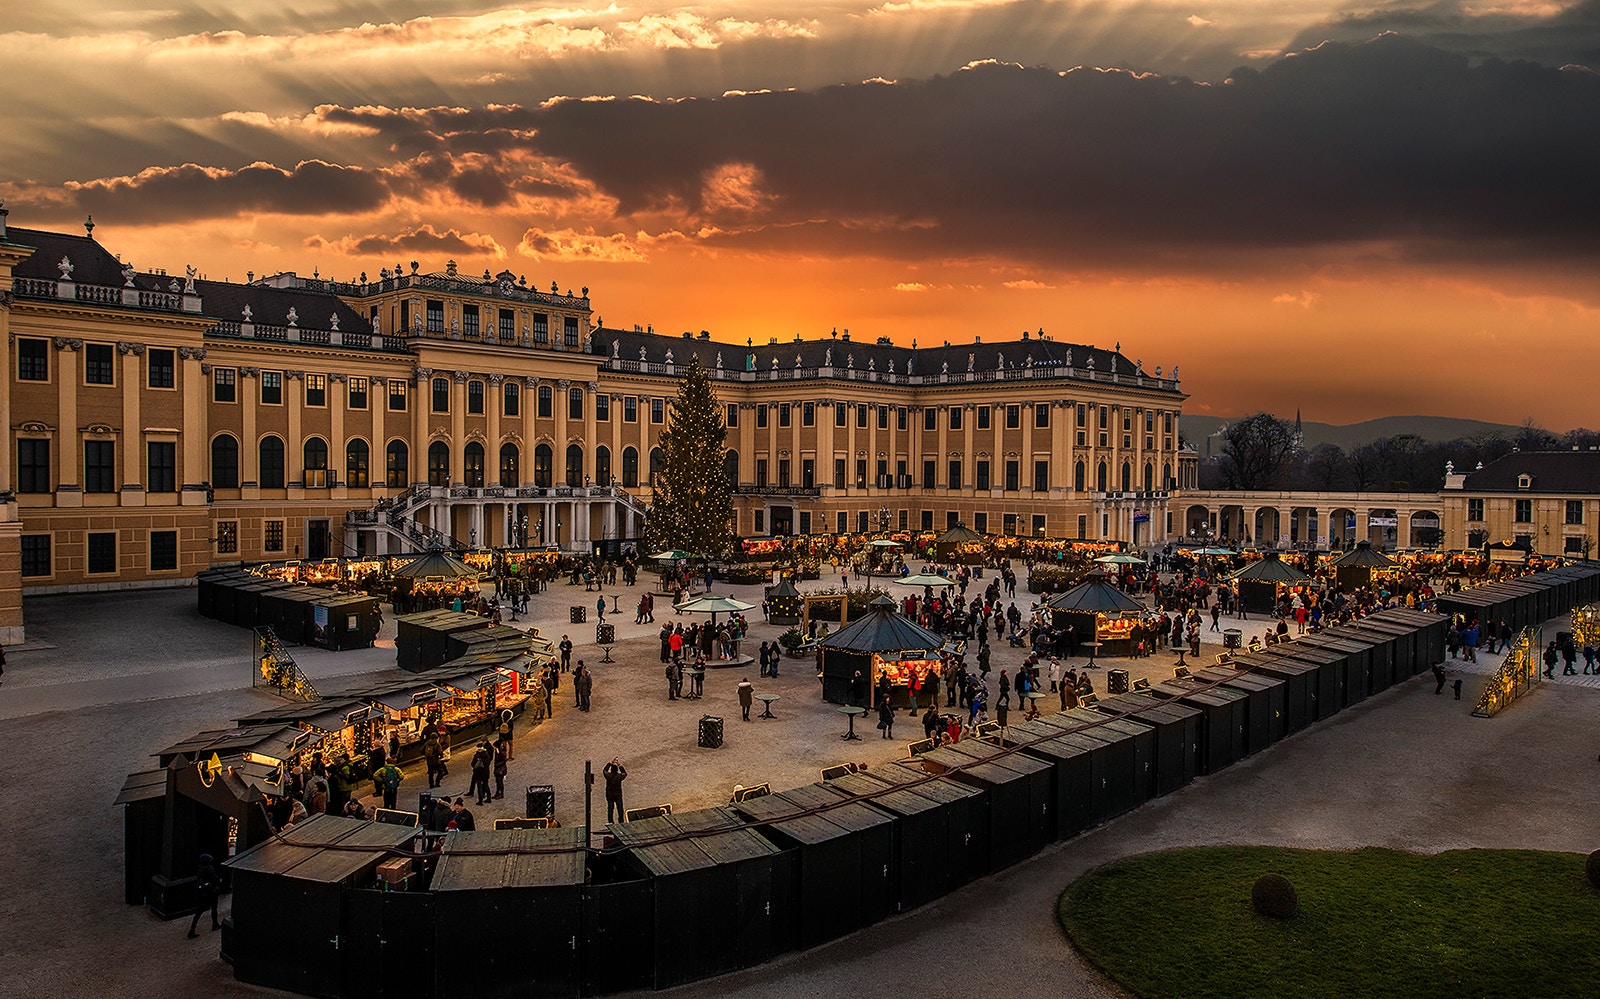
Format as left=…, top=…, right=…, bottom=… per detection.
left=1, top=572, right=1594, bottom=999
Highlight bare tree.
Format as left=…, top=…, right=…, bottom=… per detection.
left=1297, top=443, right=1349, bottom=490
left=1219, top=413, right=1296, bottom=490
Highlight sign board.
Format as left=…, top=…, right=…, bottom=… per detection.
left=1370, top=517, right=1399, bottom=528
left=1278, top=533, right=1290, bottom=545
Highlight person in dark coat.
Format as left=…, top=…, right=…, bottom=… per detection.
left=876, top=696, right=895, bottom=739
left=1432, top=662, right=1447, bottom=695
left=603, top=759, right=627, bottom=822
left=449, top=798, right=476, bottom=831
left=187, top=854, right=221, bottom=938
left=850, top=670, right=868, bottom=711
left=737, top=677, right=755, bottom=721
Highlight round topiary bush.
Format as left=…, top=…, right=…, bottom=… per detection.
left=1587, top=850, right=1600, bottom=890
left=1252, top=873, right=1299, bottom=919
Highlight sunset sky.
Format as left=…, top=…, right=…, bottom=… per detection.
left=6, top=1, right=1600, bottom=429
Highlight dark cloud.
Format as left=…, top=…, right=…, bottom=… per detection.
left=305, top=225, right=503, bottom=256
left=1288, top=1, right=1600, bottom=69
left=491, top=36, right=1600, bottom=271
left=54, top=159, right=389, bottom=222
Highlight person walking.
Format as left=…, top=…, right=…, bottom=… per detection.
left=470, top=742, right=493, bottom=805
left=603, top=759, right=627, bottom=823
left=597, top=594, right=607, bottom=623
left=376, top=759, right=404, bottom=811
left=767, top=640, right=780, bottom=678
left=559, top=634, right=573, bottom=672
left=1432, top=662, right=1447, bottom=695
left=738, top=677, right=754, bottom=721
left=876, top=695, right=895, bottom=739
left=492, top=741, right=508, bottom=799
left=1543, top=641, right=1559, bottom=679
left=1562, top=641, right=1578, bottom=675
left=577, top=663, right=593, bottom=711
left=186, top=854, right=221, bottom=939
left=758, top=642, right=770, bottom=678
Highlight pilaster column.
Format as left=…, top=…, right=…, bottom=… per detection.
left=451, top=370, right=467, bottom=485
left=117, top=342, right=143, bottom=503
left=178, top=347, right=207, bottom=504
left=413, top=368, right=431, bottom=487
left=56, top=339, right=82, bottom=499
left=239, top=368, right=259, bottom=490
left=487, top=374, right=503, bottom=487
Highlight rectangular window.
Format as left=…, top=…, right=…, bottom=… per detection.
left=948, top=460, right=962, bottom=490
left=1076, top=404, right=1087, bottom=427
left=468, top=380, right=485, bottom=415
left=1164, top=412, right=1174, bottom=433
left=213, top=367, right=236, bottom=402
left=305, top=374, right=326, bottom=407
left=921, top=510, right=934, bottom=530
left=532, top=313, right=549, bottom=343
left=977, top=406, right=990, bottom=430
left=802, top=458, right=815, bottom=488
left=1515, top=499, right=1533, bottom=523
left=923, top=408, right=936, bottom=431
left=1035, top=403, right=1050, bottom=428
left=778, top=458, right=791, bottom=488
left=388, top=379, right=408, bottom=411
left=1146, top=436, right=1154, bottom=451
left=215, top=521, right=238, bottom=555
left=462, top=304, right=480, bottom=338
left=896, top=407, right=907, bottom=431
left=835, top=458, right=847, bottom=488
left=837, top=404, right=849, bottom=428
left=432, top=377, right=450, bottom=413
left=1098, top=406, right=1108, bottom=428
left=1123, top=410, right=1133, bottom=431
left=595, top=394, right=609, bottom=421
left=877, top=406, right=888, bottom=430
left=18, top=439, right=50, bottom=493
left=1004, top=460, right=1019, bottom=491
left=651, top=399, right=665, bottom=424
left=1144, top=410, right=1155, bottom=432
left=1032, top=514, right=1046, bottom=536
left=1003, top=513, right=1018, bottom=536
left=803, top=402, right=815, bottom=427
left=150, top=530, right=178, bottom=571
left=1034, top=460, right=1050, bottom=492
left=899, top=509, right=908, bottom=531
left=856, top=405, right=868, bottom=429
left=755, top=458, right=769, bottom=488
left=923, top=459, right=936, bottom=489
left=85, top=343, right=115, bottom=385
left=1077, top=514, right=1088, bottom=538
left=779, top=403, right=791, bottom=428
left=1123, top=435, right=1132, bottom=449
left=148, top=348, right=175, bottom=389
left=855, top=459, right=867, bottom=488
left=147, top=441, right=176, bottom=492
left=725, top=404, right=738, bottom=428
left=264, top=520, right=284, bottom=553
left=84, top=440, right=115, bottom=493
left=1099, top=432, right=1109, bottom=448
left=838, top=511, right=849, bottom=535
left=348, top=377, right=368, bottom=410
left=757, top=404, right=769, bottom=429
left=426, top=300, right=444, bottom=333
left=1077, top=431, right=1087, bottom=447
left=537, top=385, right=553, bottom=418
left=21, top=535, right=51, bottom=577
left=875, top=459, right=887, bottom=487
left=498, top=309, right=515, bottom=341
left=974, top=512, right=988, bottom=534
left=858, top=511, right=870, bottom=533
left=624, top=397, right=638, bottom=422
left=568, top=387, right=584, bottom=420
left=754, top=510, right=764, bottom=534
left=18, top=338, right=49, bottom=381
left=87, top=532, right=117, bottom=574
left=949, top=407, right=963, bottom=431
left=1467, top=498, right=1484, bottom=521
left=1005, top=404, right=1020, bottom=429
left=947, top=511, right=959, bottom=529
left=562, top=316, right=579, bottom=347
left=1567, top=500, right=1584, bottom=525
left=799, top=511, right=812, bottom=534
left=976, top=460, right=991, bottom=491
left=261, top=371, right=282, bottom=405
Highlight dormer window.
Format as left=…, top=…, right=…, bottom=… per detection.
left=1518, top=474, right=1532, bottom=490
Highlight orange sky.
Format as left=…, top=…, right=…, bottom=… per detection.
left=6, top=1, right=1600, bottom=430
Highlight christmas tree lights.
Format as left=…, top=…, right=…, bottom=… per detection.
left=643, top=355, right=736, bottom=561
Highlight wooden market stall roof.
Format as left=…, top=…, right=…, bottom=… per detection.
left=818, top=597, right=943, bottom=653
left=1046, top=572, right=1145, bottom=613
left=935, top=524, right=985, bottom=544
left=391, top=551, right=482, bottom=580
left=1330, top=541, right=1397, bottom=568
left=1230, top=551, right=1312, bottom=583
left=431, top=827, right=587, bottom=890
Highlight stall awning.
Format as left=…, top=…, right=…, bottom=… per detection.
left=819, top=602, right=944, bottom=653
left=1230, top=552, right=1311, bottom=583
left=1047, top=572, right=1145, bottom=613
left=114, top=769, right=168, bottom=806
left=1330, top=541, right=1397, bottom=568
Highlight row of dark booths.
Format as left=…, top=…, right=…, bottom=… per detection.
left=198, top=568, right=382, bottom=651
left=174, top=564, right=1600, bottom=999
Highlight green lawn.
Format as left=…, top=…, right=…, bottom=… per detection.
left=1058, top=846, right=1600, bottom=999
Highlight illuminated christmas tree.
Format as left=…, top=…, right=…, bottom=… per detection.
left=644, top=354, right=735, bottom=559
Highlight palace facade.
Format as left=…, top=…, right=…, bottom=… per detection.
left=1, top=212, right=1193, bottom=639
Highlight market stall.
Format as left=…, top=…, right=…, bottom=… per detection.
left=1229, top=551, right=1311, bottom=619
left=1329, top=540, right=1397, bottom=590
left=1046, top=572, right=1149, bottom=657
left=934, top=524, right=987, bottom=565
left=817, top=595, right=946, bottom=707
left=764, top=577, right=802, bottom=626
left=395, top=610, right=492, bottom=672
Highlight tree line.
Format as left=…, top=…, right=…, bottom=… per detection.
left=1199, top=413, right=1600, bottom=492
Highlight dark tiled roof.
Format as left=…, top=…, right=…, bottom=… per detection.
left=196, top=278, right=370, bottom=334
left=592, top=326, right=1173, bottom=388
left=1462, top=451, right=1600, bottom=494
left=7, top=225, right=144, bottom=287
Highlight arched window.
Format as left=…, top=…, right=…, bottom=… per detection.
left=724, top=449, right=739, bottom=488
left=566, top=443, right=584, bottom=487
left=1074, top=460, right=1085, bottom=492
left=1163, top=462, right=1173, bottom=491
left=594, top=446, right=611, bottom=487
left=1096, top=461, right=1108, bottom=492
left=533, top=444, right=553, bottom=488
left=303, top=437, right=329, bottom=487
left=464, top=441, right=485, bottom=488
left=499, top=443, right=520, bottom=487
left=346, top=439, right=370, bottom=489
left=428, top=441, right=450, bottom=486
left=621, top=446, right=639, bottom=488
left=386, top=440, right=409, bottom=488
left=211, top=434, right=239, bottom=489
left=1142, top=462, right=1154, bottom=492
left=1120, top=462, right=1132, bottom=492
left=259, top=435, right=284, bottom=489
left=649, top=447, right=665, bottom=485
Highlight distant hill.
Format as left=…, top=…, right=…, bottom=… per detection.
left=1182, top=415, right=1525, bottom=457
